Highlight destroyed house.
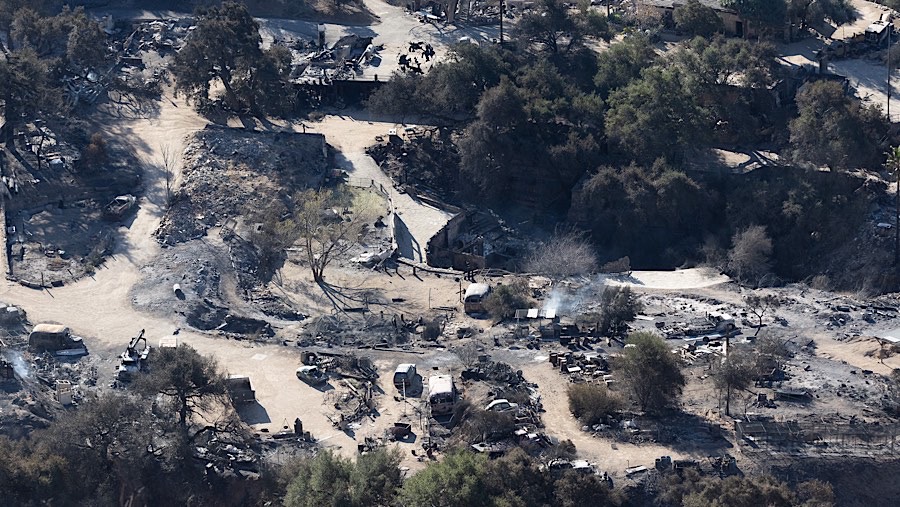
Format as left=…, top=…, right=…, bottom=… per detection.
left=641, top=0, right=757, bottom=38
left=427, top=210, right=520, bottom=271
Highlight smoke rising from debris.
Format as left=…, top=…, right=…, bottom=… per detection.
left=541, top=277, right=609, bottom=316
left=6, top=351, right=30, bottom=379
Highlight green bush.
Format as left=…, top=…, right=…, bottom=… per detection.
left=483, top=281, right=529, bottom=320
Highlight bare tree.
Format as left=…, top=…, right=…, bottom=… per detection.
left=453, top=341, right=481, bottom=367
left=250, top=202, right=300, bottom=281
left=727, top=225, right=772, bottom=285
left=160, top=142, right=180, bottom=208
left=524, top=228, right=597, bottom=279
left=295, top=188, right=378, bottom=285
left=744, top=292, right=781, bottom=336
left=712, top=347, right=755, bottom=416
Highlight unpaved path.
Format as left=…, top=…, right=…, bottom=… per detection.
left=605, top=268, right=730, bottom=291
left=520, top=360, right=704, bottom=478
left=0, top=81, right=456, bottom=458
left=0, top=90, right=366, bottom=453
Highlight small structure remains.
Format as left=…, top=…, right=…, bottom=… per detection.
left=56, top=380, right=73, bottom=405
left=427, top=209, right=521, bottom=272
left=28, top=324, right=87, bottom=356
left=393, top=363, right=417, bottom=390
left=225, top=375, right=256, bottom=403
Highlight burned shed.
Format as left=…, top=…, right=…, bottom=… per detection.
left=28, top=324, right=86, bottom=355
left=426, top=209, right=521, bottom=271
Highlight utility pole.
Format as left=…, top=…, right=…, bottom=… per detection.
left=890, top=147, right=900, bottom=266
left=499, top=0, right=504, bottom=45
left=889, top=26, right=893, bottom=120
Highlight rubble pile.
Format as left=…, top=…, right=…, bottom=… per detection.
left=156, top=128, right=328, bottom=245
left=194, top=435, right=261, bottom=481
left=3, top=117, right=141, bottom=286
left=289, top=34, right=381, bottom=83
left=326, top=378, right=377, bottom=431
left=461, top=360, right=525, bottom=386
left=225, top=235, right=305, bottom=320
left=366, top=127, right=460, bottom=199
left=298, top=313, right=417, bottom=348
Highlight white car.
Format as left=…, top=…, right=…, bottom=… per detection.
left=296, top=365, right=327, bottom=385
left=485, top=399, right=519, bottom=412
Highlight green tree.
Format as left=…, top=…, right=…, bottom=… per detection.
left=284, top=451, right=353, bottom=507
left=65, top=7, right=108, bottom=71
left=516, top=0, right=610, bottom=54
left=424, top=43, right=510, bottom=117
left=720, top=0, right=789, bottom=36
left=349, top=448, right=403, bottom=506
left=0, top=437, right=68, bottom=505
left=674, top=0, right=724, bottom=37
left=398, top=450, right=488, bottom=507
left=654, top=169, right=709, bottom=237
left=605, top=67, right=709, bottom=163
left=789, top=78, right=889, bottom=171
left=44, top=392, right=160, bottom=503
left=170, top=1, right=265, bottom=111
left=598, top=286, right=641, bottom=336
left=0, top=0, right=58, bottom=48
left=457, top=77, right=528, bottom=199
left=594, top=36, right=658, bottom=97
left=553, top=470, right=620, bottom=507
left=683, top=475, right=797, bottom=507
left=888, top=145, right=900, bottom=265
left=136, top=344, right=228, bottom=432
left=0, top=46, right=60, bottom=140
left=788, top=0, right=856, bottom=29
left=249, top=200, right=299, bottom=281
left=617, top=332, right=685, bottom=413
left=366, top=43, right=509, bottom=120
left=673, top=36, right=776, bottom=90
left=796, top=479, right=836, bottom=506
left=482, top=448, right=553, bottom=507
left=483, top=280, right=530, bottom=319
left=365, top=71, right=425, bottom=120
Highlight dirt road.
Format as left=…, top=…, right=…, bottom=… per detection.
left=520, top=360, right=703, bottom=478
left=0, top=69, right=463, bottom=458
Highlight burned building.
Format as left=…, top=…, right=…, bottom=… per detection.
left=426, top=209, right=521, bottom=271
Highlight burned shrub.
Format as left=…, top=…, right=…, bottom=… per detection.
left=567, top=383, right=623, bottom=426
left=423, top=318, right=443, bottom=341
